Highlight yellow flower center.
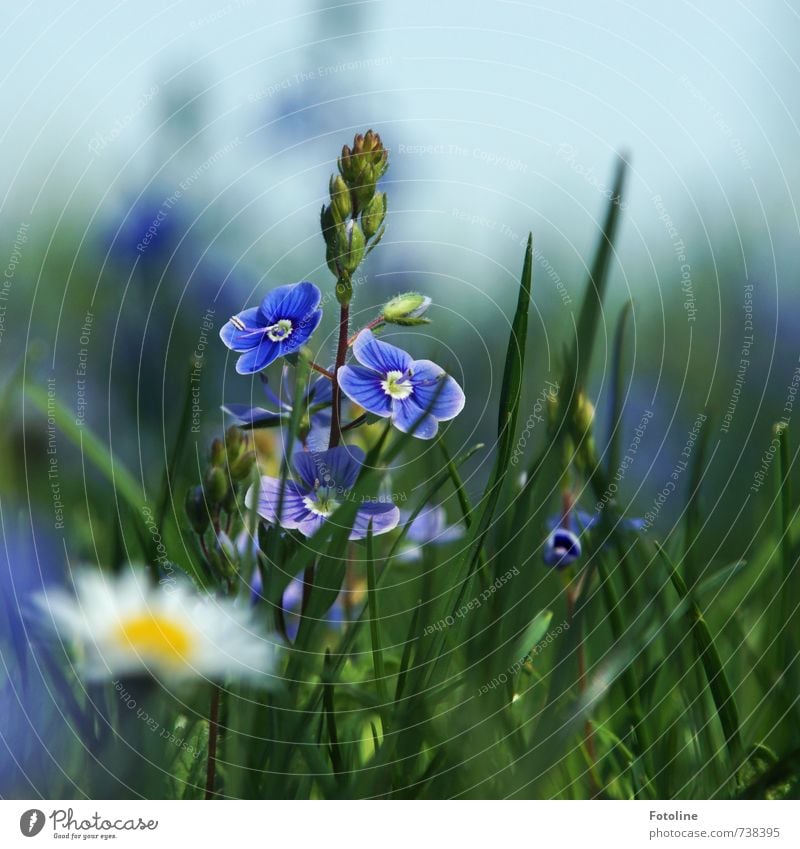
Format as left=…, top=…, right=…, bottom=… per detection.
left=114, top=613, right=194, bottom=667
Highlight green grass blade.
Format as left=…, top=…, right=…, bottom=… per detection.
left=655, top=541, right=744, bottom=769
left=569, top=155, right=629, bottom=391
left=365, top=523, right=389, bottom=708
left=607, top=300, right=633, bottom=477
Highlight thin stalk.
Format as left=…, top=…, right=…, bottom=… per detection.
left=205, top=684, right=222, bottom=799
left=310, top=362, right=335, bottom=380
left=329, top=301, right=351, bottom=448
left=366, top=526, right=389, bottom=709
left=347, top=315, right=384, bottom=346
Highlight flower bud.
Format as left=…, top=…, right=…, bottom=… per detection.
left=338, top=129, right=388, bottom=211
left=224, top=425, right=244, bottom=462
left=209, top=437, right=226, bottom=467
left=574, top=391, right=595, bottom=438
left=361, top=192, right=386, bottom=240
left=204, top=466, right=229, bottom=504
left=341, top=219, right=365, bottom=276
left=184, top=485, right=210, bottom=534
left=229, top=449, right=257, bottom=481
left=329, top=174, right=352, bottom=221
left=383, top=292, right=431, bottom=326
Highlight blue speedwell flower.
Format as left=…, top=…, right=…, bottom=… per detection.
left=543, top=527, right=582, bottom=569
left=337, top=330, right=465, bottom=439
left=223, top=367, right=332, bottom=440
left=398, top=504, right=465, bottom=561
left=246, top=446, right=400, bottom=539
left=220, top=281, right=323, bottom=374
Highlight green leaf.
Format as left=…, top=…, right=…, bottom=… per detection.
left=655, top=542, right=744, bottom=769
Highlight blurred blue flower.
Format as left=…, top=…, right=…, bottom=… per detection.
left=547, top=508, right=645, bottom=535
left=543, top=505, right=643, bottom=569
left=398, top=504, right=465, bottom=561
left=246, top=446, right=400, bottom=539
left=338, top=330, right=465, bottom=439
left=220, top=282, right=323, bottom=374
left=0, top=512, right=69, bottom=796
left=222, top=367, right=332, bottom=447
left=248, top=566, right=352, bottom=642
left=543, top=527, right=582, bottom=569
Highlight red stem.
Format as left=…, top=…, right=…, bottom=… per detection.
left=347, top=315, right=384, bottom=347
left=329, top=302, right=350, bottom=449
left=310, top=361, right=335, bottom=380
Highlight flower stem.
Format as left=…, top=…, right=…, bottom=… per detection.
left=205, top=684, right=222, bottom=799
left=347, top=315, right=384, bottom=346
left=310, top=361, right=335, bottom=380
left=329, top=301, right=350, bottom=448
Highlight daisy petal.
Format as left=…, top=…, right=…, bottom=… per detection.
left=338, top=365, right=393, bottom=416
left=410, top=360, right=466, bottom=421
left=353, top=329, right=413, bottom=374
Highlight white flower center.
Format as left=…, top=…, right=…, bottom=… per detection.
left=381, top=369, right=413, bottom=400
left=267, top=319, right=293, bottom=342
left=303, top=491, right=339, bottom=517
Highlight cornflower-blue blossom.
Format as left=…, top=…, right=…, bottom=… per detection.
left=337, top=329, right=465, bottom=439
left=222, top=368, right=332, bottom=446
left=398, top=504, right=465, bottom=561
left=220, top=281, right=323, bottom=374
left=542, top=505, right=643, bottom=569
left=246, top=446, right=400, bottom=539
left=542, top=526, right=582, bottom=569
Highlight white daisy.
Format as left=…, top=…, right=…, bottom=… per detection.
left=34, top=568, right=281, bottom=685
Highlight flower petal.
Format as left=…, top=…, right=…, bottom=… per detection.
left=293, top=446, right=364, bottom=492
left=219, top=307, right=264, bottom=352
left=391, top=397, right=439, bottom=439
left=296, top=513, right=327, bottom=538
left=258, top=281, right=322, bottom=324
left=246, top=477, right=310, bottom=528
left=409, top=360, right=466, bottom=421
left=406, top=505, right=446, bottom=543
left=350, top=501, right=401, bottom=540
left=235, top=338, right=281, bottom=374
left=338, top=364, right=393, bottom=416
left=352, top=329, right=413, bottom=374
left=221, top=404, right=285, bottom=429
left=277, top=307, right=322, bottom=355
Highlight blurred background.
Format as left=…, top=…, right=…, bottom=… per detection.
left=1, top=0, right=799, bottom=792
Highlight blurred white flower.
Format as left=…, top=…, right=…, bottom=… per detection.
left=34, top=568, right=280, bottom=685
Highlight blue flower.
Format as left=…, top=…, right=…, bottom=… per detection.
left=337, top=330, right=465, bottom=439
left=223, top=368, right=332, bottom=444
left=398, top=504, right=465, bottom=561
left=220, top=281, right=323, bottom=374
left=547, top=508, right=645, bottom=535
left=543, top=527, right=582, bottom=569
left=246, top=446, right=400, bottom=539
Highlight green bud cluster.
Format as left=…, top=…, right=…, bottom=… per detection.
left=321, top=130, right=389, bottom=304
left=184, top=426, right=256, bottom=579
